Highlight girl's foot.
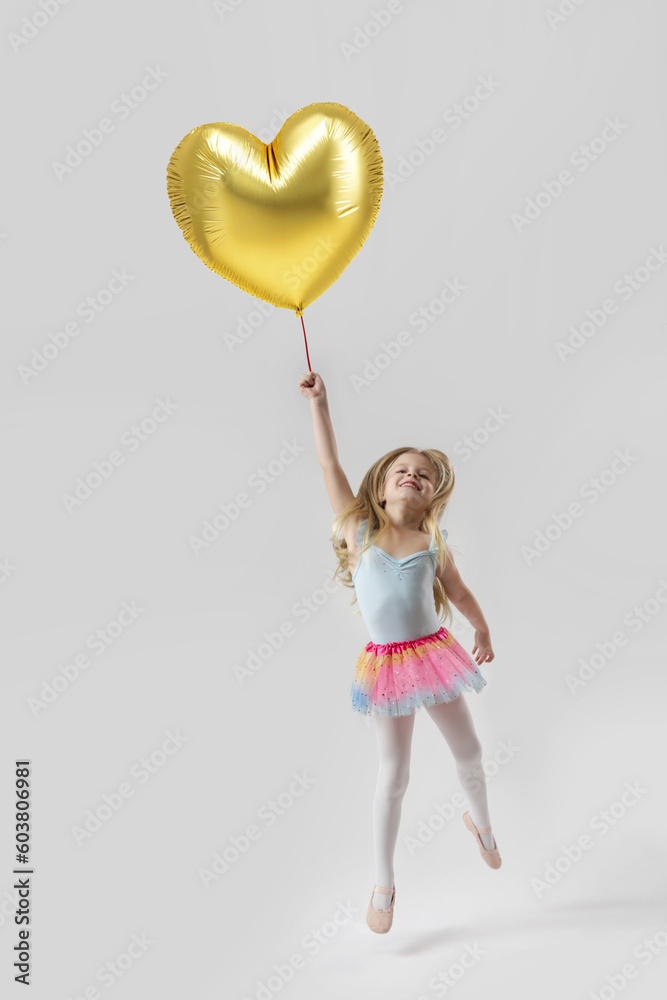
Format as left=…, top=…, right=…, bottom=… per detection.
left=471, top=818, right=495, bottom=851
left=462, top=811, right=502, bottom=869
left=366, top=884, right=396, bottom=933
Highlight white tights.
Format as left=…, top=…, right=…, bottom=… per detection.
left=371, top=694, right=492, bottom=904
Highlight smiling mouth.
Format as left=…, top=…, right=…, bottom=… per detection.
left=400, top=483, right=420, bottom=490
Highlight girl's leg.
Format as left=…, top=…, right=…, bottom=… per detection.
left=371, top=711, right=416, bottom=909
left=424, top=695, right=496, bottom=850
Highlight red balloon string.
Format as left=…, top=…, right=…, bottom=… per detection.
left=299, top=312, right=312, bottom=371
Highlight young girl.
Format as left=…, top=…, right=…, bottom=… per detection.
left=298, top=370, right=501, bottom=934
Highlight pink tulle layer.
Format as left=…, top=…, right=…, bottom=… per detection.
left=350, top=626, right=486, bottom=718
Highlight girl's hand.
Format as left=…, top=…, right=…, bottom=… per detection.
left=298, top=371, right=327, bottom=402
left=472, top=630, right=494, bottom=665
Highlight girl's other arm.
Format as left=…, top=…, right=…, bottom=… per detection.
left=298, top=371, right=355, bottom=515
left=436, top=549, right=494, bottom=663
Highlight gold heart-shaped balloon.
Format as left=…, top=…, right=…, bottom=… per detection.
left=166, top=102, right=383, bottom=314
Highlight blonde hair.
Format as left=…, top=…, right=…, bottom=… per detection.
left=331, top=446, right=456, bottom=627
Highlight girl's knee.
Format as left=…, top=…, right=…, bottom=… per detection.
left=377, top=765, right=410, bottom=798
left=457, top=737, right=483, bottom=768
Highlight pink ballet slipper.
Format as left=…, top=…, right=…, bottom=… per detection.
left=462, top=811, right=502, bottom=869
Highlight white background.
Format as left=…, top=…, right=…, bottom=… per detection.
left=1, top=1, right=666, bottom=998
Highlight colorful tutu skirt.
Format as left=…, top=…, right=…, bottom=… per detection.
left=350, top=626, right=487, bottom=718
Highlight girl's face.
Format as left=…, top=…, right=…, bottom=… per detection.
left=382, top=452, right=436, bottom=510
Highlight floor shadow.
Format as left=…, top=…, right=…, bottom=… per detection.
left=392, top=894, right=665, bottom=956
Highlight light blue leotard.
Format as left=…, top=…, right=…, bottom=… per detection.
left=352, top=517, right=447, bottom=645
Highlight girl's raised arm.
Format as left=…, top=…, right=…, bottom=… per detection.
left=298, top=371, right=355, bottom=515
